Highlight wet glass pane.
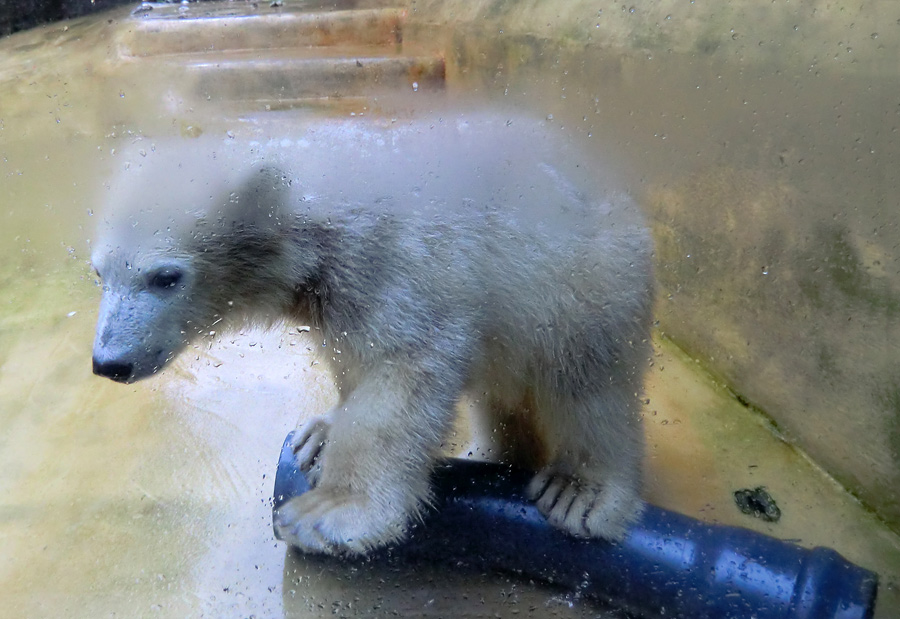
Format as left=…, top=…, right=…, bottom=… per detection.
left=1, top=1, right=897, bottom=617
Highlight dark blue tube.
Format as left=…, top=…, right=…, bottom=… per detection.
left=273, top=432, right=878, bottom=619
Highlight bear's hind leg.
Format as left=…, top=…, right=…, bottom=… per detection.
left=527, top=382, right=645, bottom=542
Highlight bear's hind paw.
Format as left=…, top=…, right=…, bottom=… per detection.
left=527, top=469, right=643, bottom=542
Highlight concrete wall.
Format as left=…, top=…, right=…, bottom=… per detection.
left=407, top=0, right=900, bottom=530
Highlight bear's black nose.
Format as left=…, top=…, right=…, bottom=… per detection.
left=92, top=358, right=134, bottom=383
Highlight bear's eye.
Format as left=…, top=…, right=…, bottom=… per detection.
left=149, top=267, right=183, bottom=291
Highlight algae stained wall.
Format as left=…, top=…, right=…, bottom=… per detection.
left=407, top=0, right=900, bottom=530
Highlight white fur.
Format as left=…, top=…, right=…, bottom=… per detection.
left=91, top=114, right=654, bottom=555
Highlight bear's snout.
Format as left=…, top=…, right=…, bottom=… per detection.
left=92, top=357, right=134, bottom=383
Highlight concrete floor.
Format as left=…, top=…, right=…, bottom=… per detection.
left=1, top=4, right=899, bottom=618
left=4, top=313, right=899, bottom=617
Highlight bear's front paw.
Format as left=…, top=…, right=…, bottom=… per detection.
left=273, top=486, right=408, bottom=556
left=289, top=417, right=331, bottom=486
left=527, top=468, right=644, bottom=542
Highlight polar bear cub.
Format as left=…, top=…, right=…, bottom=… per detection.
left=91, top=114, right=654, bottom=556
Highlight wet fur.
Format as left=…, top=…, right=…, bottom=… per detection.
left=91, top=116, right=654, bottom=555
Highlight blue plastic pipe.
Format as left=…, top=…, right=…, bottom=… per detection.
left=273, top=432, right=878, bottom=618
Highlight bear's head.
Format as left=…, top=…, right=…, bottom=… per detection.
left=91, top=143, right=290, bottom=383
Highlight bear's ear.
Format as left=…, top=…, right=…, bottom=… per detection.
left=226, top=165, right=291, bottom=228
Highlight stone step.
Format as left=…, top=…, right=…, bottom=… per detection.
left=185, top=51, right=444, bottom=101
left=118, top=3, right=405, bottom=57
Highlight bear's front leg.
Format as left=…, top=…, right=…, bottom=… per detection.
left=274, top=362, right=458, bottom=556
